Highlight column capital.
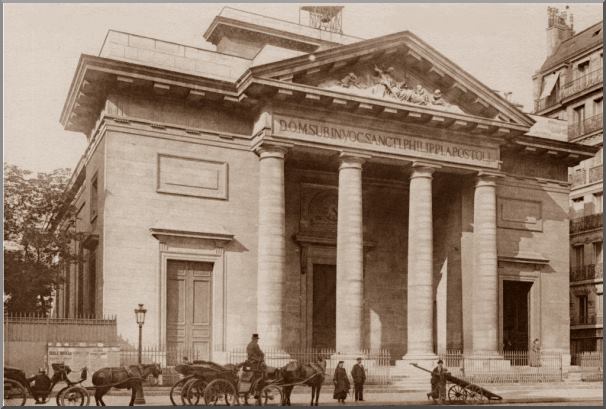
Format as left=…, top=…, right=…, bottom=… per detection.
left=338, top=152, right=369, bottom=170
left=255, top=143, right=290, bottom=159
left=410, top=161, right=440, bottom=179
left=475, top=171, right=505, bottom=187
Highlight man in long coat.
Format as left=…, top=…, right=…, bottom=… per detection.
left=246, top=334, right=266, bottom=395
left=351, top=357, right=366, bottom=402
left=429, top=359, right=448, bottom=404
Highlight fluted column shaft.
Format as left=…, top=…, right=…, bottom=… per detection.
left=336, top=154, right=365, bottom=353
left=257, top=145, right=287, bottom=349
left=471, top=173, right=499, bottom=354
left=405, top=163, right=436, bottom=359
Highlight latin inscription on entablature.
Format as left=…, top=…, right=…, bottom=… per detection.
left=157, top=154, right=228, bottom=200
left=497, top=197, right=542, bottom=232
left=273, top=115, right=499, bottom=169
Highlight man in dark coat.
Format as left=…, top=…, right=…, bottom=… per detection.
left=26, top=368, right=51, bottom=404
left=246, top=334, right=266, bottom=395
left=351, top=357, right=366, bottom=402
left=429, top=360, right=448, bottom=404
left=246, top=333, right=265, bottom=366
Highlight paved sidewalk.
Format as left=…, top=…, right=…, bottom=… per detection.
left=99, top=382, right=603, bottom=406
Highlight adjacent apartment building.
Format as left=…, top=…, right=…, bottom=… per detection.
left=533, top=6, right=603, bottom=355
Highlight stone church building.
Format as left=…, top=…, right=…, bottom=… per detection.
left=56, top=7, right=597, bottom=365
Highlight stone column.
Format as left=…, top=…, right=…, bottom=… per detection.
left=403, top=162, right=437, bottom=362
left=336, top=153, right=365, bottom=353
left=471, top=172, right=499, bottom=355
left=256, top=144, right=288, bottom=350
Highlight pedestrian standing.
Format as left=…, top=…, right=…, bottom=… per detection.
left=530, top=338, right=541, bottom=367
left=333, top=361, right=350, bottom=404
left=428, top=359, right=448, bottom=404
left=351, top=357, right=366, bottom=402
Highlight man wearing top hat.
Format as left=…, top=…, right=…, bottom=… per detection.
left=429, top=359, right=449, bottom=404
left=351, top=357, right=366, bottom=402
left=246, top=333, right=266, bottom=395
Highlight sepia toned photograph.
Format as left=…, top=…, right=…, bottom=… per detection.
left=2, top=2, right=604, bottom=406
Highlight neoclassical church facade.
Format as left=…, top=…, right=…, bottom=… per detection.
left=56, top=7, right=596, bottom=365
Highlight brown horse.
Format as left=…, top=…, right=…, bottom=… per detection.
left=281, top=356, right=326, bottom=406
left=92, top=363, right=161, bottom=406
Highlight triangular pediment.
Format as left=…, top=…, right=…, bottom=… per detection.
left=309, top=63, right=468, bottom=116
left=248, top=31, right=534, bottom=127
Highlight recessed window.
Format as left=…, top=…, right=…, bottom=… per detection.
left=578, top=295, right=589, bottom=323
left=594, top=193, right=603, bottom=213
left=90, top=175, right=98, bottom=222
left=578, top=60, right=590, bottom=73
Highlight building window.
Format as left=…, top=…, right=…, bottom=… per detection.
left=572, top=196, right=584, bottom=216
left=88, top=249, right=97, bottom=317
left=574, top=104, right=586, bottom=124
left=574, top=245, right=585, bottom=270
left=577, top=60, right=590, bottom=74
left=594, top=97, right=603, bottom=116
left=594, top=193, right=603, bottom=213
left=90, top=175, right=98, bottom=222
left=578, top=294, right=589, bottom=324
left=593, top=241, right=603, bottom=265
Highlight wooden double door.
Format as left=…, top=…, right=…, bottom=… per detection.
left=167, top=260, right=213, bottom=360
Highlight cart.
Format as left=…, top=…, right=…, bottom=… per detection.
left=4, top=364, right=90, bottom=406
left=410, top=363, right=503, bottom=404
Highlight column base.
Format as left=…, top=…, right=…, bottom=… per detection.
left=463, top=352, right=511, bottom=372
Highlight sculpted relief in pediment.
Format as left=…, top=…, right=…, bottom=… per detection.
left=316, top=65, right=466, bottom=115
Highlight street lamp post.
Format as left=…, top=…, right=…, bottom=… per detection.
left=134, top=303, right=147, bottom=405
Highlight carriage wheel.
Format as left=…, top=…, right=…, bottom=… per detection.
left=257, top=385, right=283, bottom=406
left=3, top=379, right=27, bottom=406
left=170, top=378, right=188, bottom=406
left=58, top=386, right=89, bottom=406
left=465, top=385, right=487, bottom=404
left=204, top=379, right=238, bottom=406
left=182, top=379, right=207, bottom=406
left=447, top=385, right=467, bottom=403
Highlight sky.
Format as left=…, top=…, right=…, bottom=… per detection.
left=3, top=2, right=603, bottom=172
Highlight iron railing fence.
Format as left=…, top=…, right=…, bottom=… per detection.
left=119, top=346, right=391, bottom=386
left=577, top=351, right=603, bottom=381
left=570, top=213, right=603, bottom=234
left=570, top=263, right=604, bottom=282
left=3, top=313, right=118, bottom=343
left=437, top=350, right=564, bottom=383
left=568, top=114, right=603, bottom=140
left=225, top=347, right=391, bottom=385
left=561, top=68, right=603, bottom=100
left=571, top=315, right=601, bottom=326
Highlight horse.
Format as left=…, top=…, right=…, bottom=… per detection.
left=281, top=356, right=326, bottom=406
left=91, top=363, right=161, bottom=406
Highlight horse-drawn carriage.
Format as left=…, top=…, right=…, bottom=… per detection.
left=171, top=358, right=327, bottom=406
left=3, top=364, right=89, bottom=406
left=4, top=363, right=161, bottom=407
left=170, top=361, right=283, bottom=406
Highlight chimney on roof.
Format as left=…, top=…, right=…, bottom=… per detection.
left=546, top=5, right=575, bottom=56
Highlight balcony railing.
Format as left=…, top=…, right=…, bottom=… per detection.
left=561, top=68, right=603, bottom=100
left=534, top=68, right=603, bottom=113
left=570, top=263, right=604, bottom=282
left=568, top=114, right=603, bottom=139
left=570, top=213, right=603, bottom=233
left=569, top=166, right=603, bottom=187
left=534, top=94, right=560, bottom=112
left=571, top=315, right=600, bottom=326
